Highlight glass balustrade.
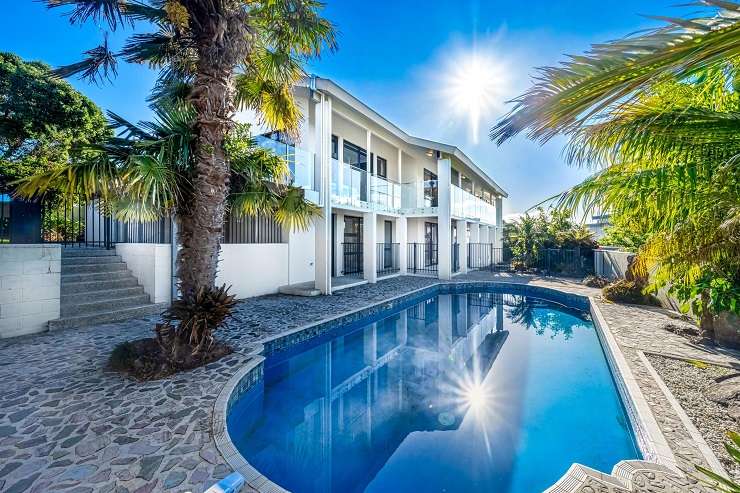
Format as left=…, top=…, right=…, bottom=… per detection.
left=401, top=180, right=439, bottom=212
left=254, top=135, right=318, bottom=199
left=451, top=184, right=497, bottom=225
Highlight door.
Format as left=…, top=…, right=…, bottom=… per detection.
left=383, top=220, right=393, bottom=269
left=343, top=216, right=363, bottom=275
left=424, top=222, right=438, bottom=267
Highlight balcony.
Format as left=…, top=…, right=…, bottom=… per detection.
left=331, top=159, right=402, bottom=212
left=254, top=135, right=319, bottom=203
left=451, top=184, right=496, bottom=225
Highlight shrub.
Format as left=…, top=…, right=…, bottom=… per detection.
left=602, top=279, right=661, bottom=306
left=583, top=275, right=609, bottom=288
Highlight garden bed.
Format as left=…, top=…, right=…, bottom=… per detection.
left=646, top=353, right=739, bottom=480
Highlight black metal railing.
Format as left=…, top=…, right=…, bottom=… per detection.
left=342, top=242, right=363, bottom=278
left=40, top=196, right=171, bottom=248
left=468, top=243, right=512, bottom=271
left=407, top=242, right=438, bottom=275
left=467, top=243, right=591, bottom=277
left=377, top=242, right=400, bottom=276
left=452, top=243, right=460, bottom=273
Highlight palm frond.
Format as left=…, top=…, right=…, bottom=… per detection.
left=45, top=0, right=130, bottom=30
left=491, top=1, right=740, bottom=144
left=54, top=34, right=119, bottom=84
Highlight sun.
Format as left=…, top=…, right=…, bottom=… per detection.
left=442, top=52, right=509, bottom=144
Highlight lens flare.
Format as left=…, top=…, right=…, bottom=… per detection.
left=441, top=52, right=510, bottom=144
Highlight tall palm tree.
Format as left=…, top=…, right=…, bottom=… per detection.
left=41, top=0, right=336, bottom=301
left=491, top=1, right=740, bottom=339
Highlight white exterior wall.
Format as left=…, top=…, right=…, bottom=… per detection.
left=218, top=244, right=290, bottom=299
left=116, top=243, right=172, bottom=304
left=0, top=245, right=60, bottom=338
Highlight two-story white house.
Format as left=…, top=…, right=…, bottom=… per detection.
left=253, top=76, right=508, bottom=295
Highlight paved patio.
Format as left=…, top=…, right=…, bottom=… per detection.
left=0, top=273, right=736, bottom=492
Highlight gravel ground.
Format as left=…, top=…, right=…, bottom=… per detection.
left=647, top=353, right=739, bottom=480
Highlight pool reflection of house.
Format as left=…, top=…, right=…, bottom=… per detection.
left=233, top=293, right=508, bottom=493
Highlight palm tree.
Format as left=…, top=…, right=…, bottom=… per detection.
left=41, top=0, right=336, bottom=302
left=491, top=1, right=740, bottom=340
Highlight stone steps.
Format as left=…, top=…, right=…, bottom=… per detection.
left=61, top=270, right=132, bottom=284
left=61, top=255, right=123, bottom=266
left=50, top=247, right=166, bottom=330
left=49, top=303, right=167, bottom=330
left=61, top=286, right=145, bottom=303
left=61, top=294, right=153, bottom=317
left=61, top=262, right=128, bottom=274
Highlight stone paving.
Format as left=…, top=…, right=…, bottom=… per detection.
left=0, top=273, right=736, bottom=493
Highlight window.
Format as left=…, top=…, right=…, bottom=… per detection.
left=331, top=135, right=338, bottom=159
left=376, top=156, right=387, bottom=178
left=343, top=140, right=367, bottom=170
left=451, top=168, right=460, bottom=185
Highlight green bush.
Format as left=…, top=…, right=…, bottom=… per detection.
left=602, top=280, right=661, bottom=306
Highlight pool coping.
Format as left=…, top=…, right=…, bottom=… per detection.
left=212, top=281, right=679, bottom=493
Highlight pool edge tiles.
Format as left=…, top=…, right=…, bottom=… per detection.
left=213, top=282, right=674, bottom=493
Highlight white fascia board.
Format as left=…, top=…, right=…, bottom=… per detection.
left=309, top=77, right=508, bottom=198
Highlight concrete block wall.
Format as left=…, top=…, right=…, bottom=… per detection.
left=0, top=245, right=61, bottom=338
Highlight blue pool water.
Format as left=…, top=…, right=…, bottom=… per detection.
left=229, top=290, right=640, bottom=493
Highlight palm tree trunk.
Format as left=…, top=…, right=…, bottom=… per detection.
left=699, top=289, right=716, bottom=343
left=175, top=2, right=249, bottom=300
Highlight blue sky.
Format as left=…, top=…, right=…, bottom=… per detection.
left=2, top=1, right=679, bottom=217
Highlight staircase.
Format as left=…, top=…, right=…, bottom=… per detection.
left=48, top=248, right=166, bottom=330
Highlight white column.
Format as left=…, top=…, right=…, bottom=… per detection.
left=314, top=95, right=332, bottom=294
left=397, top=148, right=403, bottom=183
left=334, top=213, right=344, bottom=277
left=456, top=219, right=468, bottom=275
left=397, top=216, right=407, bottom=274
left=437, top=294, right=453, bottom=352
left=363, top=211, right=377, bottom=283
left=495, top=196, right=503, bottom=248
left=437, top=157, right=452, bottom=280
left=337, top=136, right=344, bottom=201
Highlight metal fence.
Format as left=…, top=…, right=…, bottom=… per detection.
left=467, top=243, right=592, bottom=277
left=40, top=196, right=171, bottom=248
left=342, top=242, right=363, bottom=278
left=468, top=243, right=512, bottom=271
left=0, top=190, right=288, bottom=247
left=377, top=242, right=400, bottom=276
left=407, top=242, right=438, bottom=276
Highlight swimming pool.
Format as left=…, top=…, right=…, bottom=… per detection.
left=227, top=287, right=640, bottom=493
